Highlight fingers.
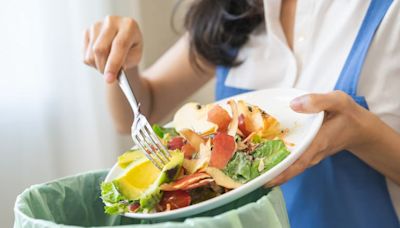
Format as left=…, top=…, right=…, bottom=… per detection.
left=265, top=91, right=353, bottom=188
left=290, top=91, right=353, bottom=113
left=104, top=19, right=141, bottom=83
left=103, top=33, right=131, bottom=83
left=93, top=18, right=118, bottom=73
left=82, top=16, right=143, bottom=83
left=85, top=22, right=102, bottom=68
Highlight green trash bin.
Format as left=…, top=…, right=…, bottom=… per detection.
left=14, top=170, right=290, bottom=228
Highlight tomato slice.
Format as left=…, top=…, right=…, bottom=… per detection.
left=238, top=114, right=251, bottom=137
left=128, top=203, right=140, bottom=212
left=181, top=144, right=196, bottom=159
left=210, top=132, right=236, bottom=169
left=159, top=190, right=191, bottom=211
left=207, top=105, right=232, bottom=132
left=167, top=137, right=185, bottom=150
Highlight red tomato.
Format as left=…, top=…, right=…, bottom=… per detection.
left=181, top=144, right=196, bottom=159
left=167, top=137, right=185, bottom=150
left=159, top=190, right=191, bottom=211
left=207, top=105, right=232, bottom=132
left=128, top=203, right=140, bottom=212
left=238, top=114, right=251, bottom=137
left=210, top=132, right=236, bottom=169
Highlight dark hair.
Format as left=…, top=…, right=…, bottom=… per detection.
left=184, top=0, right=264, bottom=70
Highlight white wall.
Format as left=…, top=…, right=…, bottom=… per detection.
left=0, top=0, right=214, bottom=227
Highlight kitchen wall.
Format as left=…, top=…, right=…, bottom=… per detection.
left=0, top=0, right=214, bottom=227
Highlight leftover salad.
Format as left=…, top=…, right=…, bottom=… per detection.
left=101, top=100, right=290, bottom=215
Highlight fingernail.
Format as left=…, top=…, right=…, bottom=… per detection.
left=290, top=95, right=308, bottom=111
left=105, top=72, right=114, bottom=83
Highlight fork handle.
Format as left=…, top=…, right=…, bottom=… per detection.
left=118, top=70, right=140, bottom=117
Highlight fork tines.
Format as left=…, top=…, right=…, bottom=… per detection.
left=132, top=117, right=171, bottom=170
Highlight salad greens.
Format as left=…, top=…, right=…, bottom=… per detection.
left=152, top=124, right=179, bottom=139
left=224, top=140, right=290, bottom=183
left=252, top=139, right=290, bottom=173
left=224, top=152, right=253, bottom=183
left=101, top=182, right=130, bottom=215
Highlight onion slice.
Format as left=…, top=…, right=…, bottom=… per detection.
left=227, top=100, right=239, bottom=137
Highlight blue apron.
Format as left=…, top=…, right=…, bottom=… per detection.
left=214, top=0, right=399, bottom=227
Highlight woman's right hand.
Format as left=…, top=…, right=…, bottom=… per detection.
left=83, top=16, right=143, bottom=83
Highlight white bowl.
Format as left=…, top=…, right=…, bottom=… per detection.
left=105, top=88, right=324, bottom=220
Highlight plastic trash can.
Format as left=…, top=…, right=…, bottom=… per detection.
left=14, top=170, right=290, bottom=228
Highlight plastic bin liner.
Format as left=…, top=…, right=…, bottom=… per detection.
left=14, top=170, right=290, bottom=228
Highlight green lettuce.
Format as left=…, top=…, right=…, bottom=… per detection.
left=101, top=182, right=125, bottom=203
left=104, top=200, right=130, bottom=215
left=152, top=124, right=179, bottom=139
left=252, top=140, right=289, bottom=158
left=224, top=152, right=253, bottom=183
left=251, top=140, right=290, bottom=176
left=101, top=182, right=130, bottom=215
left=224, top=140, right=290, bottom=183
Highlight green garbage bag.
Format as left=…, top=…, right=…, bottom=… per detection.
left=14, top=170, right=290, bottom=228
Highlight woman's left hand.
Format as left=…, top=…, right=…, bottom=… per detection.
left=266, top=90, right=378, bottom=187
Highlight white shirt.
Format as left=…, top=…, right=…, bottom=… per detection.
left=225, top=0, right=400, bottom=218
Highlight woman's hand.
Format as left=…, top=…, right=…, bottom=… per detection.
left=266, top=91, right=381, bottom=187
left=83, top=16, right=143, bottom=83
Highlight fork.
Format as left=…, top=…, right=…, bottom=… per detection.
left=118, top=71, right=171, bottom=170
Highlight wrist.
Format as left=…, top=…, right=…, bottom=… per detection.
left=349, top=110, right=383, bottom=155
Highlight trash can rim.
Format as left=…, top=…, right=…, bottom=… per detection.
left=14, top=170, right=289, bottom=227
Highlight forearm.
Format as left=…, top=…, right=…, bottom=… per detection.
left=350, top=114, right=400, bottom=185
left=140, top=36, right=214, bottom=123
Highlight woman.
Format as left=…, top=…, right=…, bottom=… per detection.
left=83, top=0, right=400, bottom=227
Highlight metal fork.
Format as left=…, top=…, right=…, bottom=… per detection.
left=118, top=71, right=171, bottom=170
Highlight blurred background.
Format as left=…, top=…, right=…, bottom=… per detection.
left=0, top=0, right=215, bottom=226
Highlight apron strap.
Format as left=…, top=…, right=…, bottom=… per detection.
left=334, top=0, right=393, bottom=95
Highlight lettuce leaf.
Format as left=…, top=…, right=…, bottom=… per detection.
left=252, top=140, right=288, bottom=158
left=252, top=140, right=290, bottom=174
left=101, top=182, right=129, bottom=215
left=224, top=152, right=253, bottom=183
left=152, top=124, right=179, bottom=139
left=101, top=182, right=125, bottom=203
left=104, top=200, right=130, bottom=215
left=224, top=140, right=290, bottom=183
